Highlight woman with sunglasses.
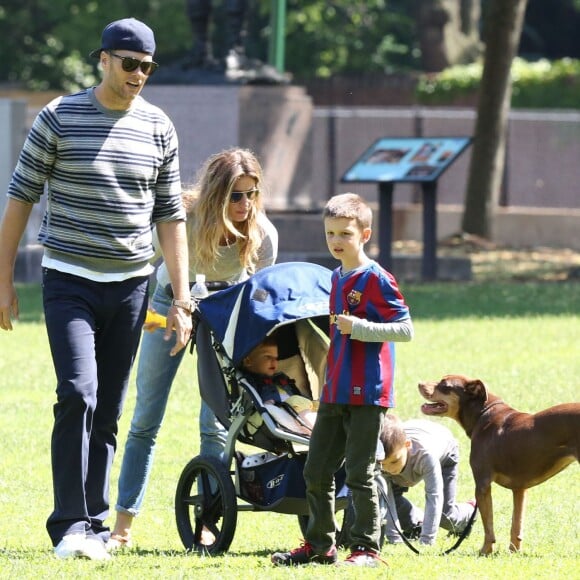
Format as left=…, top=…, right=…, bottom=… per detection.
left=108, top=148, right=278, bottom=550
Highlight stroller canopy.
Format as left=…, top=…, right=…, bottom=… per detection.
left=197, top=262, right=332, bottom=366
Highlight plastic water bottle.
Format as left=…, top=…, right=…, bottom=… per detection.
left=191, top=273, right=209, bottom=301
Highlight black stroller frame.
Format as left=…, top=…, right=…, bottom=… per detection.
left=173, top=262, right=390, bottom=555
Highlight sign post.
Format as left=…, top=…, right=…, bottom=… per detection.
left=341, top=136, right=472, bottom=281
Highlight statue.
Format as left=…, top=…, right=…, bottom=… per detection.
left=416, top=0, right=482, bottom=72
left=147, top=0, right=289, bottom=85
left=186, top=0, right=247, bottom=70
left=182, top=0, right=290, bottom=84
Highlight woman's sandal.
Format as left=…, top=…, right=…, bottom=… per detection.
left=106, top=534, right=133, bottom=552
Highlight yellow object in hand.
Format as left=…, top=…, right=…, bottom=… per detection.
left=144, top=309, right=166, bottom=329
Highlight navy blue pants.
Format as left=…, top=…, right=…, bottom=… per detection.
left=42, top=268, right=149, bottom=546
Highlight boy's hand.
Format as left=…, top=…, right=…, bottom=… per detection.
left=336, top=314, right=356, bottom=335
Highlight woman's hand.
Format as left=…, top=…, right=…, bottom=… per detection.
left=165, top=304, right=193, bottom=355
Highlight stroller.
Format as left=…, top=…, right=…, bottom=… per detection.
left=174, top=262, right=389, bottom=554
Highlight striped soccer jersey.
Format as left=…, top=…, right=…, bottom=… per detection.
left=322, top=260, right=410, bottom=407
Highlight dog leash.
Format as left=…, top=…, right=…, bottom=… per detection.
left=385, top=497, right=420, bottom=554
left=442, top=500, right=478, bottom=554
left=385, top=497, right=478, bottom=555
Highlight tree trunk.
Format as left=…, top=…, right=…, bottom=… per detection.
left=416, top=0, right=482, bottom=72
left=461, top=0, right=529, bottom=237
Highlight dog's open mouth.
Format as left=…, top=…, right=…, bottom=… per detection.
left=421, top=401, right=448, bottom=415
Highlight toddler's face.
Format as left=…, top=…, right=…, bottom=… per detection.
left=244, top=345, right=278, bottom=376
left=379, top=441, right=410, bottom=475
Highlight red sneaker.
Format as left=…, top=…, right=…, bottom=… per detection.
left=343, top=545, right=387, bottom=567
left=271, top=541, right=337, bottom=566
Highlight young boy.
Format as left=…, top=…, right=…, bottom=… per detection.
left=378, top=414, right=476, bottom=545
left=242, top=337, right=317, bottom=433
left=271, top=193, right=413, bottom=567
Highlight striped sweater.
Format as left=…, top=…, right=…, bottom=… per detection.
left=7, top=87, right=184, bottom=274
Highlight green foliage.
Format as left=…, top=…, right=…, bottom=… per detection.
left=0, top=0, right=192, bottom=91
left=0, top=281, right=579, bottom=578
left=0, top=0, right=420, bottom=90
left=285, top=0, right=419, bottom=78
left=2, top=0, right=580, bottom=97
left=416, top=57, right=580, bottom=109
left=510, top=57, right=580, bottom=109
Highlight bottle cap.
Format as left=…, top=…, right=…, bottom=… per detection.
left=195, top=274, right=206, bottom=283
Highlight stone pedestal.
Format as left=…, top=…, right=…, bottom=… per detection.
left=142, top=84, right=314, bottom=209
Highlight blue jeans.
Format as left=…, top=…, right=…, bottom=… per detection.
left=115, top=282, right=227, bottom=516
left=42, top=268, right=149, bottom=546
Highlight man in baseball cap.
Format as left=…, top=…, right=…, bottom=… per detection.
left=90, top=17, right=156, bottom=57
left=0, top=15, right=190, bottom=561
left=91, top=17, right=160, bottom=108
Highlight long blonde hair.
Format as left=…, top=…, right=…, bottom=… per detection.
left=184, top=148, right=266, bottom=274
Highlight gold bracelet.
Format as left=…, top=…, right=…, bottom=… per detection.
left=171, top=299, right=193, bottom=314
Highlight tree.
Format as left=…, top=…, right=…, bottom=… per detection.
left=284, top=0, right=418, bottom=78
left=0, top=0, right=191, bottom=91
left=414, top=0, right=482, bottom=72
left=461, top=0, right=529, bottom=237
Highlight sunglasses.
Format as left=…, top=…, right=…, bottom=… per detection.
left=229, top=188, right=259, bottom=203
left=109, top=52, right=159, bottom=76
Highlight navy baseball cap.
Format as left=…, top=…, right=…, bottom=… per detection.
left=90, top=18, right=156, bottom=58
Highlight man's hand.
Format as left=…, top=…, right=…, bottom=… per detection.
left=0, top=282, right=18, bottom=331
left=165, top=305, right=193, bottom=355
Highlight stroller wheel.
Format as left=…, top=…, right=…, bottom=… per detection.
left=175, top=455, right=237, bottom=555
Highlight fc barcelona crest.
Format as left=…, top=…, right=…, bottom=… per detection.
left=347, top=289, right=362, bottom=306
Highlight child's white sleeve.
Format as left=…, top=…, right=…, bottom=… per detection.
left=350, top=317, right=414, bottom=342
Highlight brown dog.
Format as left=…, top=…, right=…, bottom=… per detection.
left=418, top=374, right=579, bottom=555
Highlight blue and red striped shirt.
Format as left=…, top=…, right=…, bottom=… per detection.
left=322, top=261, right=410, bottom=408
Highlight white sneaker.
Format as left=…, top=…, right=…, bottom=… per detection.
left=83, top=537, right=111, bottom=561
left=54, top=533, right=111, bottom=561
left=54, top=534, right=86, bottom=559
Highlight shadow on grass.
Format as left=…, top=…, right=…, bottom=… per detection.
left=112, top=546, right=278, bottom=559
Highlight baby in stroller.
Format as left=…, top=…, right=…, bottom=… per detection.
left=241, top=336, right=318, bottom=436
left=175, top=262, right=356, bottom=554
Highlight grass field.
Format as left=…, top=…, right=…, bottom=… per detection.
left=0, top=278, right=578, bottom=579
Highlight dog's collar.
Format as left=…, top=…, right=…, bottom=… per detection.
left=480, top=399, right=504, bottom=417
left=465, top=399, right=505, bottom=437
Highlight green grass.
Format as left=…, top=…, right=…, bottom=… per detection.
left=0, top=281, right=579, bottom=579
